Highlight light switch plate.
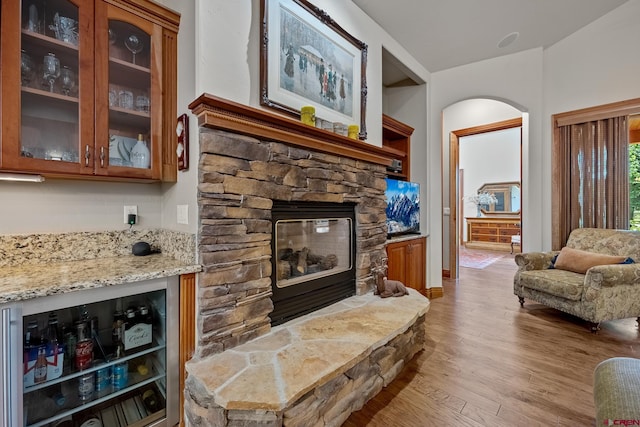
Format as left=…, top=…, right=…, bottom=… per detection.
left=177, top=204, right=188, bottom=225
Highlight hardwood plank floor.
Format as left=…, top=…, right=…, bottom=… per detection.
left=344, top=250, right=640, bottom=427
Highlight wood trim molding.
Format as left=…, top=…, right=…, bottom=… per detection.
left=382, top=113, right=415, bottom=137
left=179, top=273, right=197, bottom=427
left=188, top=94, right=394, bottom=167
left=448, top=117, right=523, bottom=280
left=426, top=287, right=444, bottom=299
left=554, top=97, right=640, bottom=127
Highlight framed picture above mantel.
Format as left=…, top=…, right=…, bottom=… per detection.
left=260, top=0, right=368, bottom=140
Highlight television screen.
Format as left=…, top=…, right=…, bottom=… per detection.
left=385, top=178, right=420, bottom=237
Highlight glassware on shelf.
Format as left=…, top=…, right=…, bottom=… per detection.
left=50, top=13, right=79, bottom=46
left=124, top=34, right=144, bottom=65
left=108, top=28, right=117, bottom=45
left=26, top=3, right=39, bottom=33
left=130, top=134, right=150, bottom=169
left=109, top=87, right=117, bottom=107
left=60, top=66, right=75, bottom=96
left=135, top=95, right=150, bottom=113
left=21, top=50, right=35, bottom=86
left=43, top=53, right=61, bottom=93
left=118, top=90, right=134, bottom=109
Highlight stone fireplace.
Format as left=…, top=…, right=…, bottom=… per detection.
left=184, top=95, right=429, bottom=426
left=271, top=200, right=357, bottom=325
left=190, top=95, right=392, bottom=357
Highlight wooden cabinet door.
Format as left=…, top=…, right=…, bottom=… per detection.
left=386, top=241, right=408, bottom=285
left=94, top=1, right=161, bottom=180
left=386, top=237, right=426, bottom=294
left=406, top=239, right=426, bottom=292
left=1, top=0, right=95, bottom=176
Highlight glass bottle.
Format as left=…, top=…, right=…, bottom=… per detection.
left=130, top=134, right=150, bottom=169
left=25, top=319, right=40, bottom=348
left=45, top=312, right=62, bottom=346
left=137, top=305, right=152, bottom=326
left=34, top=346, right=47, bottom=384
left=112, top=307, right=125, bottom=357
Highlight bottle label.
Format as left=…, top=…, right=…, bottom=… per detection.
left=124, top=323, right=152, bottom=350
left=23, top=343, right=65, bottom=387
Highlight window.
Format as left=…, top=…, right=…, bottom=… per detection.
left=552, top=99, right=640, bottom=249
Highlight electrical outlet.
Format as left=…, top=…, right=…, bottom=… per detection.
left=177, top=204, right=188, bottom=225
left=124, top=205, right=138, bottom=224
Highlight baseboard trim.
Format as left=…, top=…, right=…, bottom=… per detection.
left=426, top=287, right=443, bottom=299
left=442, top=269, right=450, bottom=278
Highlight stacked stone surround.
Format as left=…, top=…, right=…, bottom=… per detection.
left=184, top=291, right=429, bottom=427
left=196, top=128, right=389, bottom=357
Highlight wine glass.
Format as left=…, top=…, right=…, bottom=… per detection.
left=43, top=53, right=60, bottom=93
left=124, top=34, right=144, bottom=65
left=108, top=28, right=117, bottom=45
left=21, top=50, right=35, bottom=86
left=60, top=66, right=75, bottom=96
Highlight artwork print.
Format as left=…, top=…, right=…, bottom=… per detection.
left=279, top=6, right=354, bottom=116
left=261, top=0, right=367, bottom=139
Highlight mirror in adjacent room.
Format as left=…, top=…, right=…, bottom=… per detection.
left=478, top=181, right=520, bottom=215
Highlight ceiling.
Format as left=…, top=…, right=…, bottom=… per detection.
left=352, top=0, right=629, bottom=84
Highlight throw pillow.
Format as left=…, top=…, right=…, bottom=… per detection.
left=553, top=247, right=628, bottom=274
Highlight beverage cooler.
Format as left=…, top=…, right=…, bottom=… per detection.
left=1, top=277, right=180, bottom=427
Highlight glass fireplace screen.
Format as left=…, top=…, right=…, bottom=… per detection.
left=274, top=217, right=353, bottom=288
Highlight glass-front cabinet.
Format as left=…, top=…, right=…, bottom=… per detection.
left=0, top=0, right=179, bottom=181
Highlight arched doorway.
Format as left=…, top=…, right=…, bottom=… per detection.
left=442, top=98, right=526, bottom=279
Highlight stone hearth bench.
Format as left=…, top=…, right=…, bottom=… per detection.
left=184, top=290, right=430, bottom=427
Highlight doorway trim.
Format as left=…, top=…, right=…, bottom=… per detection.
left=447, top=117, right=523, bottom=279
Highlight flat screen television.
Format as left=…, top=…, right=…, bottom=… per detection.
left=385, top=178, right=420, bottom=237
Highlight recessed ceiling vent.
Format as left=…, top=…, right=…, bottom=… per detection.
left=498, top=31, right=519, bottom=48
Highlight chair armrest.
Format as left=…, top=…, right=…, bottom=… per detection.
left=514, top=251, right=558, bottom=271
left=585, top=264, right=640, bottom=289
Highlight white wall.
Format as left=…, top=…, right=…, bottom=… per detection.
left=432, top=49, right=543, bottom=275
left=460, top=128, right=521, bottom=240
left=440, top=99, right=522, bottom=267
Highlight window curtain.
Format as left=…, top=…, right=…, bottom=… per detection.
left=554, top=116, right=629, bottom=249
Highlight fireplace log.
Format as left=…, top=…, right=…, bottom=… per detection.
left=296, top=247, right=309, bottom=274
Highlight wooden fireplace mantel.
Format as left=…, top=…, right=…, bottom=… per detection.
left=188, top=94, right=394, bottom=167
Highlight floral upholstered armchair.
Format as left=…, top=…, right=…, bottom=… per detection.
left=513, top=228, right=640, bottom=331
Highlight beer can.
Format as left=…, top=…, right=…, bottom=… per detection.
left=94, top=361, right=111, bottom=392
left=112, top=361, right=128, bottom=390
left=75, top=339, right=93, bottom=370
left=78, top=373, right=95, bottom=401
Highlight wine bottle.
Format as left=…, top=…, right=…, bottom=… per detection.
left=130, top=134, right=150, bottom=169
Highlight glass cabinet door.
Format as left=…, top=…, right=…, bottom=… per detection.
left=21, top=289, right=168, bottom=427
left=95, top=3, right=159, bottom=180
left=7, top=0, right=94, bottom=174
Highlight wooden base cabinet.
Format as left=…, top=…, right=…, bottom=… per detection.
left=465, top=216, right=520, bottom=252
left=386, top=236, right=426, bottom=294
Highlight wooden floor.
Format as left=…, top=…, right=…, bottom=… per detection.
left=344, top=250, right=640, bottom=427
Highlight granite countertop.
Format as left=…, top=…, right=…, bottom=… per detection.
left=0, top=253, right=201, bottom=304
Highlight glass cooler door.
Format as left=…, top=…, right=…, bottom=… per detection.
left=19, top=279, right=177, bottom=427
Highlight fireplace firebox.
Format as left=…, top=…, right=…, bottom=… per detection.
left=271, top=201, right=356, bottom=325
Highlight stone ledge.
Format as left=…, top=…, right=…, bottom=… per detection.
left=184, top=290, right=429, bottom=425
